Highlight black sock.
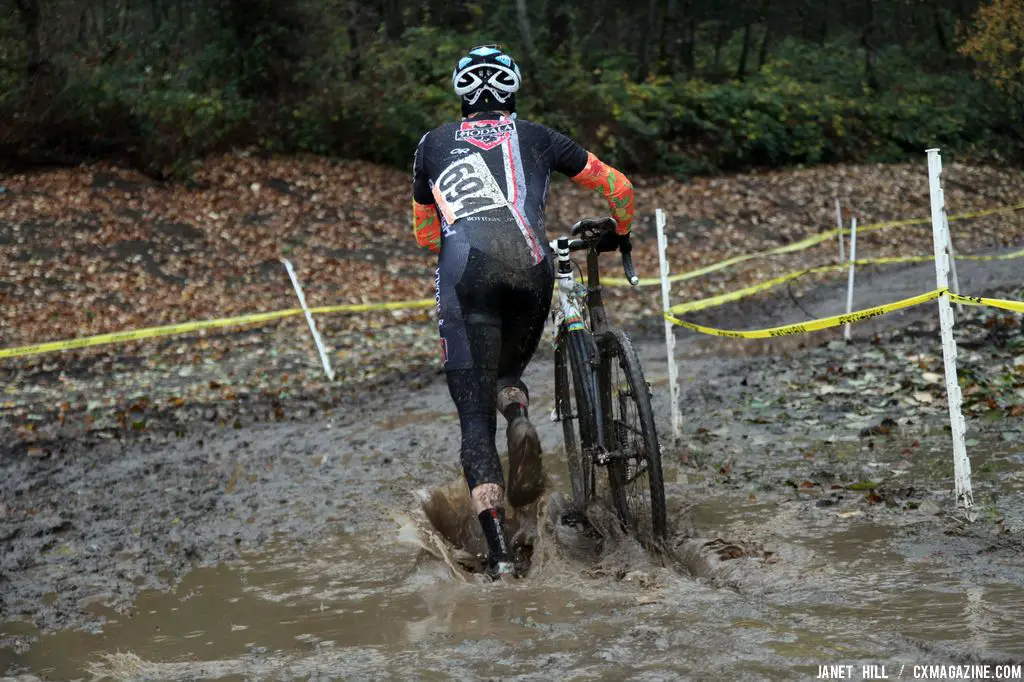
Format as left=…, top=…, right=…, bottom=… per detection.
left=478, top=507, right=510, bottom=563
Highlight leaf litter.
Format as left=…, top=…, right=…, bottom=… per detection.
left=1, top=154, right=1023, bottom=449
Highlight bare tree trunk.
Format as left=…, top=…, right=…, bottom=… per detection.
left=347, top=1, right=362, bottom=81
left=682, top=16, right=695, bottom=75
left=713, top=20, right=727, bottom=76
left=657, top=0, right=671, bottom=68
left=545, top=0, right=571, bottom=55
left=636, top=0, right=660, bottom=80
left=861, top=0, right=880, bottom=92
left=516, top=0, right=536, bottom=59
left=735, top=23, right=753, bottom=80
left=933, top=4, right=952, bottom=65
left=757, top=24, right=771, bottom=69
left=429, top=0, right=445, bottom=23
left=101, top=0, right=114, bottom=40
left=14, top=0, right=44, bottom=76
left=79, top=5, right=91, bottom=44
left=382, top=0, right=403, bottom=40
left=797, top=0, right=811, bottom=41
left=120, top=0, right=132, bottom=39
left=149, top=0, right=161, bottom=30
left=756, top=0, right=771, bottom=71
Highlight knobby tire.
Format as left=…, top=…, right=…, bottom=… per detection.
left=556, top=329, right=599, bottom=511
left=597, top=329, right=667, bottom=548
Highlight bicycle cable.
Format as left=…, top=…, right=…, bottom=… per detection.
left=571, top=258, right=585, bottom=287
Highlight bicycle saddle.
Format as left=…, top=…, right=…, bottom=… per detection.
left=571, top=216, right=616, bottom=240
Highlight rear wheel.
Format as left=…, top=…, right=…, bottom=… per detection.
left=597, top=329, right=667, bottom=548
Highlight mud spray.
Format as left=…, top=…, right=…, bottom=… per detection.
left=395, top=474, right=766, bottom=586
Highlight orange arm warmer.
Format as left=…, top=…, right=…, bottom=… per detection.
left=413, top=200, right=442, bottom=253
left=570, top=152, right=634, bottom=235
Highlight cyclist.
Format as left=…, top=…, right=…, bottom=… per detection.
left=411, top=45, right=635, bottom=579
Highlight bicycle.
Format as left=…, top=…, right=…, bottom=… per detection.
left=549, top=217, right=667, bottom=549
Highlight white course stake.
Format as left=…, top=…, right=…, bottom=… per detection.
left=943, top=211, right=964, bottom=313
left=926, top=148, right=973, bottom=514
left=282, top=258, right=336, bottom=381
left=834, top=197, right=845, bottom=265
left=843, top=217, right=858, bottom=341
left=656, top=208, right=682, bottom=444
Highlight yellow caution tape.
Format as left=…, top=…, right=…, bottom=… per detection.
left=5, top=201, right=1023, bottom=360
left=667, top=267, right=826, bottom=315
left=667, top=257, right=929, bottom=315
left=604, top=201, right=1024, bottom=288
left=666, top=288, right=1024, bottom=339
left=950, top=293, right=1024, bottom=314
left=308, top=299, right=433, bottom=315
left=665, top=289, right=947, bottom=338
left=956, top=247, right=1024, bottom=262
left=0, top=298, right=435, bottom=360
left=665, top=248, right=1024, bottom=316
left=857, top=202, right=1024, bottom=237
left=603, top=230, right=836, bottom=287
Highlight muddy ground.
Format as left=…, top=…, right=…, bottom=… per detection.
left=2, top=249, right=1024, bottom=680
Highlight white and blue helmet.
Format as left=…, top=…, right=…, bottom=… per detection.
left=452, top=45, right=521, bottom=116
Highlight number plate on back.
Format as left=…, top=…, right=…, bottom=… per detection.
left=432, top=153, right=508, bottom=224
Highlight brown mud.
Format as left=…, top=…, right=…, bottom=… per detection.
left=2, top=253, right=1024, bottom=679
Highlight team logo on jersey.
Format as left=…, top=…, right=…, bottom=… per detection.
left=455, top=120, right=514, bottom=151
left=450, top=148, right=471, bottom=155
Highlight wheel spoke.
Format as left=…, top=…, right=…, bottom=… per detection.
left=612, top=419, right=645, bottom=440
left=595, top=330, right=666, bottom=547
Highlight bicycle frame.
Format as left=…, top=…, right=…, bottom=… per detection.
left=550, top=222, right=667, bottom=544
left=550, top=235, right=616, bottom=456
left=551, top=239, right=587, bottom=336
left=550, top=237, right=613, bottom=340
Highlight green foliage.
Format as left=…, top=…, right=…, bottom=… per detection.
left=959, top=0, right=1024, bottom=100
left=0, top=14, right=22, bottom=104
left=958, top=0, right=1024, bottom=143
left=47, top=64, right=252, bottom=179
left=0, top=10, right=1020, bottom=179
left=513, top=37, right=1005, bottom=176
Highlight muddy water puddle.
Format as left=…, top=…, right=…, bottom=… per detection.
left=3, top=530, right=624, bottom=679
left=3, top=421, right=1024, bottom=679
left=6, top=483, right=1024, bottom=680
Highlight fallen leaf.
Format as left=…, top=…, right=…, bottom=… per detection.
left=859, top=416, right=898, bottom=437
left=848, top=480, right=880, bottom=491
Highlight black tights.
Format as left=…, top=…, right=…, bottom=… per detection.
left=446, top=368, right=531, bottom=490
left=438, top=250, right=552, bottom=491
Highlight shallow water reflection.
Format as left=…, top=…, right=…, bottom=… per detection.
left=5, top=475, right=1024, bottom=680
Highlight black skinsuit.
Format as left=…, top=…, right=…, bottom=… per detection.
left=412, top=113, right=590, bottom=489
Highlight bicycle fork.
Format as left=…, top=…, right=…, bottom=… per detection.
left=554, top=238, right=609, bottom=459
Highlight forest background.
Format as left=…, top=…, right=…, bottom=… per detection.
left=2, top=0, right=1024, bottom=180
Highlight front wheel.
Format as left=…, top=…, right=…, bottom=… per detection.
left=555, top=329, right=599, bottom=511
left=597, top=329, right=667, bottom=548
